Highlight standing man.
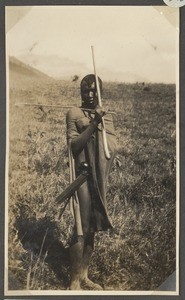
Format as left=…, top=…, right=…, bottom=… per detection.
left=66, top=74, right=117, bottom=290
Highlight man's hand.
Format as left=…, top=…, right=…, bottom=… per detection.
left=94, top=107, right=106, bottom=124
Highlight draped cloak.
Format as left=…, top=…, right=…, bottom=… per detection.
left=66, top=107, right=117, bottom=232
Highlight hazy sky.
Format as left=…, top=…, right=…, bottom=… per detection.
left=6, top=6, right=179, bottom=83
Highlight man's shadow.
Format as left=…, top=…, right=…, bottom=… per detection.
left=15, top=215, right=70, bottom=289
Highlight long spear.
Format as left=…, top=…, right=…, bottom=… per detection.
left=15, top=103, right=115, bottom=115
left=91, top=46, right=111, bottom=160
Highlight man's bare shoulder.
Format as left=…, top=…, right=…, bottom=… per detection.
left=66, top=107, right=84, bottom=119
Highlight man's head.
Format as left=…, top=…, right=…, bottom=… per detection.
left=80, top=74, right=102, bottom=109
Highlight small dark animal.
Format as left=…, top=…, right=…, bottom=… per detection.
left=72, top=75, right=79, bottom=82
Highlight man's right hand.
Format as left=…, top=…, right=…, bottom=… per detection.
left=94, top=107, right=106, bottom=124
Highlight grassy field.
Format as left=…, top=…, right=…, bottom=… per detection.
left=7, top=63, right=176, bottom=291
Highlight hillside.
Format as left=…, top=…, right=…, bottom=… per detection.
left=9, top=56, right=53, bottom=90
left=9, top=56, right=52, bottom=80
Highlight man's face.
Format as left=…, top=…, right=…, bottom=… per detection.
left=82, top=81, right=98, bottom=109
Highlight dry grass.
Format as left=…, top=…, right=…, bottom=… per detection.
left=8, top=72, right=176, bottom=291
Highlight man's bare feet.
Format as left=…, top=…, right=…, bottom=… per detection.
left=69, top=280, right=82, bottom=290
left=81, top=278, right=103, bottom=290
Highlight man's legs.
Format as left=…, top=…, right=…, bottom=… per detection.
left=80, top=233, right=103, bottom=290
left=69, top=232, right=103, bottom=290
left=69, top=182, right=102, bottom=290
left=69, top=182, right=90, bottom=290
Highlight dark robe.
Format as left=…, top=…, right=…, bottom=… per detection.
left=66, top=107, right=117, bottom=231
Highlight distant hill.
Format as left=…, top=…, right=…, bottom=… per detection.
left=18, top=53, right=89, bottom=80
left=9, top=56, right=52, bottom=81
left=9, top=55, right=148, bottom=84
left=17, top=53, right=148, bottom=83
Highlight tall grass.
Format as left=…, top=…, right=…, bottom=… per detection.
left=8, top=75, right=176, bottom=290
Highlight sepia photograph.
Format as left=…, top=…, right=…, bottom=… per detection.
left=5, top=4, right=179, bottom=296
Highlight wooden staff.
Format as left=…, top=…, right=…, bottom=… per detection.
left=91, top=46, right=111, bottom=160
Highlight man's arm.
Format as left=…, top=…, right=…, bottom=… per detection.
left=66, top=107, right=105, bottom=156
